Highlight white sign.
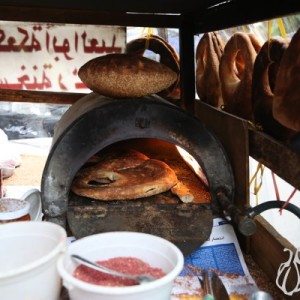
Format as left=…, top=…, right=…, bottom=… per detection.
left=0, top=21, right=126, bottom=92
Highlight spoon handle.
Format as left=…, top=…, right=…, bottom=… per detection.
left=71, top=254, right=137, bottom=279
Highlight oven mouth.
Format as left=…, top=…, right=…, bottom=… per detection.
left=68, top=138, right=211, bottom=204
left=41, top=93, right=235, bottom=254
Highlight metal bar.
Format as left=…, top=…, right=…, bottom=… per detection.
left=249, top=128, right=300, bottom=190
left=0, top=6, right=181, bottom=28
left=179, top=13, right=195, bottom=113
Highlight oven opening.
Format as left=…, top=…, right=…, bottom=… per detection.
left=69, top=138, right=211, bottom=206
left=67, top=138, right=213, bottom=255
left=41, top=94, right=234, bottom=254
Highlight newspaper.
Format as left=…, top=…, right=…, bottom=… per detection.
left=171, top=218, right=258, bottom=299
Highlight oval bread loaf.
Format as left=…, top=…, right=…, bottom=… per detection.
left=78, top=53, right=178, bottom=98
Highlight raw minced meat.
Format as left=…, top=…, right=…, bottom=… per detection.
left=73, top=256, right=165, bottom=286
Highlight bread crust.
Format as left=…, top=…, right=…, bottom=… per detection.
left=273, top=28, right=300, bottom=132
left=71, top=149, right=178, bottom=200
left=219, top=32, right=261, bottom=120
left=126, top=34, right=180, bottom=99
left=252, top=37, right=295, bottom=141
left=195, top=32, right=225, bottom=108
left=78, top=53, right=177, bottom=98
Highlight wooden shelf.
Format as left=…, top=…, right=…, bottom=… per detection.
left=1, top=92, right=299, bottom=194
left=1, top=2, right=300, bottom=295
left=249, top=129, right=300, bottom=190
left=0, top=89, right=84, bottom=105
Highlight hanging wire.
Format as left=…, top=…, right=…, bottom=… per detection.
left=249, top=162, right=265, bottom=206
left=141, top=27, right=155, bottom=50
left=277, top=18, right=287, bottom=38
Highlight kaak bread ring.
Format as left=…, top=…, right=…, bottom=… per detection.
left=126, top=34, right=180, bottom=99
left=71, top=149, right=178, bottom=201
left=219, top=32, right=261, bottom=121
left=252, top=37, right=295, bottom=141
left=273, top=28, right=300, bottom=132
left=195, top=32, right=225, bottom=108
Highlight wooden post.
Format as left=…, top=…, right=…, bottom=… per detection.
left=0, top=168, right=3, bottom=198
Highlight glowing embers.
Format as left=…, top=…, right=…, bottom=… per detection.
left=176, top=146, right=209, bottom=187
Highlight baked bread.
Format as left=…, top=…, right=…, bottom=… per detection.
left=219, top=32, right=261, bottom=120
left=126, top=34, right=180, bottom=99
left=252, top=37, right=295, bottom=141
left=195, top=32, right=225, bottom=108
left=71, top=149, right=178, bottom=200
left=78, top=53, right=177, bottom=98
left=273, top=28, right=300, bottom=132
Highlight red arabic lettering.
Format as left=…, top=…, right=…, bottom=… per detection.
left=81, top=32, right=121, bottom=53
left=46, top=31, right=50, bottom=52
left=0, top=71, right=51, bottom=90
left=0, top=27, right=122, bottom=55
left=58, top=73, right=67, bottom=90
left=75, top=32, right=78, bottom=52
left=0, top=27, right=41, bottom=52
left=74, top=82, right=87, bottom=89
left=52, top=36, right=73, bottom=60
left=0, top=78, right=23, bottom=89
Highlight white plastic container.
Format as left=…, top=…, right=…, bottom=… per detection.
left=0, top=198, right=31, bottom=223
left=21, top=188, right=43, bottom=221
left=0, top=221, right=67, bottom=300
left=58, top=231, right=184, bottom=300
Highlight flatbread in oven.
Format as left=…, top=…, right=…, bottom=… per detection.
left=71, top=149, right=178, bottom=200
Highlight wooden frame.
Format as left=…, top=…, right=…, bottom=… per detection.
left=0, top=1, right=300, bottom=297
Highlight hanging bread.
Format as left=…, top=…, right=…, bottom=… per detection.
left=78, top=53, right=177, bottom=98
left=126, top=34, right=180, bottom=100
left=252, top=37, right=295, bottom=142
left=219, top=32, right=261, bottom=121
left=195, top=32, right=225, bottom=108
left=273, top=27, right=300, bottom=132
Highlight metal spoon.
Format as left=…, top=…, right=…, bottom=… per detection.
left=249, top=291, right=274, bottom=300
left=71, top=254, right=156, bottom=285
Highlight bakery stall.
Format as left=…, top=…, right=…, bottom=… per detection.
left=0, top=1, right=300, bottom=299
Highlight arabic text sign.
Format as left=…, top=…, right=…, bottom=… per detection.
left=0, top=21, right=126, bottom=92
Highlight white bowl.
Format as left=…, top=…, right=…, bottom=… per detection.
left=58, top=231, right=184, bottom=300
left=21, top=188, right=43, bottom=221
left=0, top=221, right=67, bottom=300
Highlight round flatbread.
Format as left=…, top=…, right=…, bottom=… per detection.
left=71, top=149, right=178, bottom=200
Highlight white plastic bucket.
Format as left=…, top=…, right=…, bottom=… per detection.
left=0, top=221, right=67, bottom=300
left=58, top=231, right=184, bottom=300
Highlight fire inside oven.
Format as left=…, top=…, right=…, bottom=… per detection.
left=41, top=93, right=234, bottom=255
